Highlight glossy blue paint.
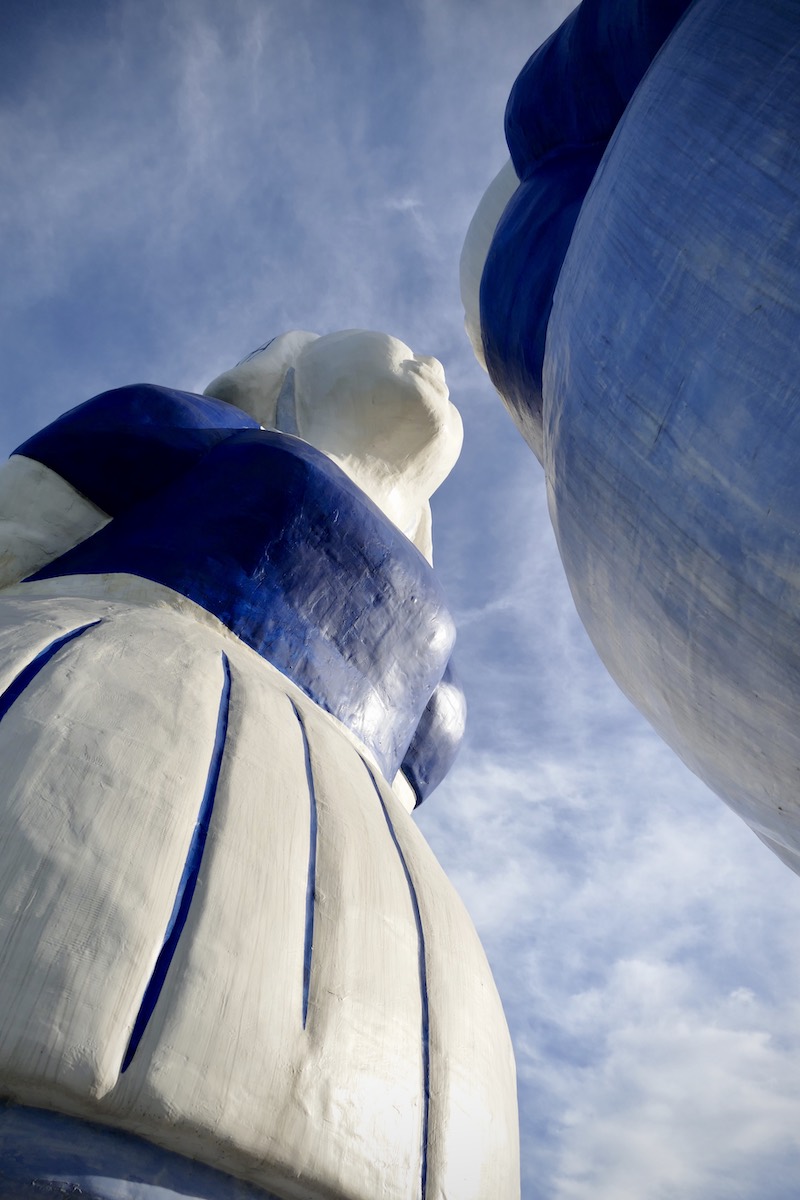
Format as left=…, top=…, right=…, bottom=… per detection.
left=401, top=662, right=466, bottom=807
left=31, top=431, right=454, bottom=783
left=504, top=0, right=694, bottom=174
left=484, top=0, right=800, bottom=869
left=480, top=147, right=601, bottom=452
left=290, top=700, right=318, bottom=1029
left=14, top=385, right=260, bottom=516
left=365, top=760, right=430, bottom=1200
left=480, top=0, right=693, bottom=456
left=0, top=1103, right=282, bottom=1200
left=122, top=653, right=232, bottom=1071
left=0, top=619, right=101, bottom=723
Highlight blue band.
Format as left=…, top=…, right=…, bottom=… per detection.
left=480, top=0, right=694, bottom=455
left=0, top=1103, right=281, bottom=1200
left=30, top=431, right=455, bottom=782
left=14, top=384, right=259, bottom=515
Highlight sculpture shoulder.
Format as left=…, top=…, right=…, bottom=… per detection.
left=13, top=384, right=260, bottom=516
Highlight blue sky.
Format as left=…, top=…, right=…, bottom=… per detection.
left=3, top=2, right=800, bottom=1197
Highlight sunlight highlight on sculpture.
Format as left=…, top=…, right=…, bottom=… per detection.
left=0, top=331, right=519, bottom=1199
left=463, top=0, right=800, bottom=875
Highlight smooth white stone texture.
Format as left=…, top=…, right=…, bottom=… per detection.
left=0, top=575, right=519, bottom=1200
left=0, top=456, right=109, bottom=588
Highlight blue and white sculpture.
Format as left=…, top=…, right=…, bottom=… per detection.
left=463, top=0, right=800, bottom=876
left=0, top=331, right=519, bottom=1199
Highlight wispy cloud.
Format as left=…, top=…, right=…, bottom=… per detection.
left=3, top=3, right=800, bottom=1198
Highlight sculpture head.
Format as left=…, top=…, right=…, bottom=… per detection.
left=204, top=329, right=463, bottom=562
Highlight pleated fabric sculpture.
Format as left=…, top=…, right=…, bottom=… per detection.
left=0, top=331, right=519, bottom=1199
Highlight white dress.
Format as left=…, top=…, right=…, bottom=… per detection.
left=0, top=394, right=519, bottom=1200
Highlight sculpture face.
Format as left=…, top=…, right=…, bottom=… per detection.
left=294, top=330, right=463, bottom=516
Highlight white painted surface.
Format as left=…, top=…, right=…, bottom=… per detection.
left=204, top=330, right=320, bottom=428
left=0, top=456, right=109, bottom=588
left=205, top=330, right=463, bottom=564
left=392, top=769, right=418, bottom=814
left=0, top=575, right=519, bottom=1199
left=459, top=159, right=519, bottom=370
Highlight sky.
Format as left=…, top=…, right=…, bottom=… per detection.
left=3, top=2, right=800, bottom=1198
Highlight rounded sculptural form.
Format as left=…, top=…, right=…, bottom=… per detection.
left=0, top=331, right=519, bottom=1199
left=464, top=0, right=800, bottom=876
left=205, top=329, right=463, bottom=563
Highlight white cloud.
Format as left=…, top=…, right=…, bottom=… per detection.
left=546, top=966, right=800, bottom=1200
left=4, top=2, right=800, bottom=1198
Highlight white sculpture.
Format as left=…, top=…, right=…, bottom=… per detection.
left=0, top=331, right=519, bottom=1199
left=207, top=330, right=462, bottom=565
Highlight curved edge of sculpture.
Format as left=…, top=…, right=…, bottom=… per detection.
left=463, top=0, right=800, bottom=875
left=0, top=1103, right=283, bottom=1200
left=461, top=0, right=694, bottom=462
left=0, top=329, right=519, bottom=1200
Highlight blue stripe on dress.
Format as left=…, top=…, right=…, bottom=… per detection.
left=0, top=620, right=102, bottom=722
left=364, top=760, right=430, bottom=1200
left=290, top=701, right=318, bottom=1029
left=121, top=652, right=232, bottom=1073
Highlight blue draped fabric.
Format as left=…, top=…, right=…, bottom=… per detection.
left=479, top=0, right=694, bottom=457
left=15, top=384, right=261, bottom=515
left=480, top=0, right=800, bottom=869
left=401, top=660, right=466, bottom=807
left=16, top=386, right=463, bottom=793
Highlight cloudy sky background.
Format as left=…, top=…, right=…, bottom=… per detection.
left=3, top=2, right=800, bottom=1197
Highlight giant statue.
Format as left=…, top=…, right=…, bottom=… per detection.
left=463, top=0, right=800, bottom=874
left=0, top=331, right=519, bottom=1198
